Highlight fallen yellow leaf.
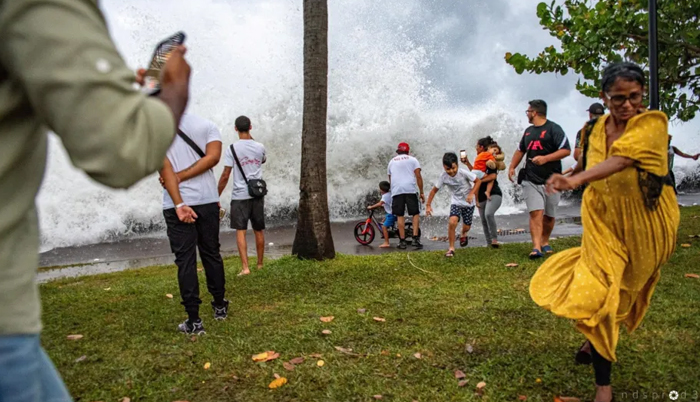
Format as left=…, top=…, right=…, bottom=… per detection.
left=66, top=334, right=83, bottom=341
left=166, top=294, right=174, bottom=299
left=317, top=360, right=325, bottom=367
left=268, top=377, right=287, bottom=389
left=536, top=378, right=542, bottom=383
left=320, top=316, right=335, bottom=323
left=373, top=317, right=386, bottom=322
left=203, top=362, right=211, bottom=370
left=104, top=288, right=111, bottom=291
left=681, top=243, right=692, bottom=248
left=252, top=351, right=279, bottom=362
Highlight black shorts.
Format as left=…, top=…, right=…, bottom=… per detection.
left=392, top=193, right=420, bottom=216
left=230, top=198, right=265, bottom=231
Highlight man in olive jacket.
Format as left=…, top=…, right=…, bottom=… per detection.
left=0, top=0, right=191, bottom=400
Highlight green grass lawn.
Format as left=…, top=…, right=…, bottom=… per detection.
left=41, top=207, right=700, bottom=402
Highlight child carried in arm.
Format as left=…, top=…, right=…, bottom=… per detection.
left=426, top=152, right=481, bottom=258
left=483, top=143, right=506, bottom=199
left=367, top=181, right=395, bottom=248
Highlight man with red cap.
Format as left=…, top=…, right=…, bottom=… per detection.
left=387, top=142, right=425, bottom=249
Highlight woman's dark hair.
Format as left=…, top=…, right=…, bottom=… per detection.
left=601, top=62, right=645, bottom=92
left=477, top=136, right=495, bottom=149
left=379, top=181, right=390, bottom=192
left=443, top=152, right=458, bottom=167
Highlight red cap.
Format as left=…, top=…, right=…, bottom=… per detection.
left=397, top=142, right=410, bottom=153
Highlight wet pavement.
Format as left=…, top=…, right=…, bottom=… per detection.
left=37, top=193, right=700, bottom=282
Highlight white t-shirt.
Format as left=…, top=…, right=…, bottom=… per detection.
left=387, top=154, right=421, bottom=196
left=381, top=192, right=393, bottom=215
left=435, top=168, right=478, bottom=207
left=223, top=139, right=266, bottom=200
left=162, top=114, right=222, bottom=209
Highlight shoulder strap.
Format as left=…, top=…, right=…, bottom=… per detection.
left=177, top=129, right=206, bottom=158
left=230, top=144, right=249, bottom=184
left=580, top=117, right=599, bottom=171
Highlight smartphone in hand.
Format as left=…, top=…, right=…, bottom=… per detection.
left=143, top=32, right=186, bottom=96
left=459, top=150, right=467, bottom=160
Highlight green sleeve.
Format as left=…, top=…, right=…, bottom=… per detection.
left=0, top=0, right=175, bottom=188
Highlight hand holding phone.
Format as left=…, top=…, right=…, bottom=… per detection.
left=144, top=32, right=187, bottom=96
left=459, top=150, right=467, bottom=161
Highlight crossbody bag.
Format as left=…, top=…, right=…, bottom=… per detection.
left=230, top=144, right=267, bottom=198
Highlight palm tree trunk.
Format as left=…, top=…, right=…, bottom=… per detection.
left=292, top=0, right=335, bottom=260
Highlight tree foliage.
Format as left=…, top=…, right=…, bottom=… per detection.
left=505, top=0, right=700, bottom=121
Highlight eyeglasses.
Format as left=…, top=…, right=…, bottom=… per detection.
left=525, top=110, right=534, bottom=115
left=605, top=92, right=643, bottom=107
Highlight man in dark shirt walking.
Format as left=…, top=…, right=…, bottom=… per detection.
left=508, top=100, right=571, bottom=259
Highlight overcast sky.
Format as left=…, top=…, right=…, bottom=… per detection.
left=101, top=0, right=700, bottom=152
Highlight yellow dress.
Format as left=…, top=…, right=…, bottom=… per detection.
left=529, top=111, right=680, bottom=362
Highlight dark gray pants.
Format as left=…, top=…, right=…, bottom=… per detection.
left=478, top=195, right=502, bottom=244
left=164, top=202, right=225, bottom=320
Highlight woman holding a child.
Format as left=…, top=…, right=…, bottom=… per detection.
left=461, top=136, right=504, bottom=248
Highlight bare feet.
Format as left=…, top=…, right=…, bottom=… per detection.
left=237, top=268, right=251, bottom=276
left=594, top=385, right=613, bottom=402
left=379, top=243, right=391, bottom=248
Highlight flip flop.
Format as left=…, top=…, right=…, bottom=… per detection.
left=529, top=249, right=544, bottom=259
left=459, top=236, right=468, bottom=247
left=575, top=341, right=592, bottom=365
left=542, top=245, right=554, bottom=254
left=445, top=250, right=455, bottom=258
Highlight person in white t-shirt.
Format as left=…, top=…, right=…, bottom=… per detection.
left=387, top=142, right=424, bottom=250
left=218, top=116, right=266, bottom=276
left=366, top=181, right=395, bottom=248
left=160, top=113, right=228, bottom=335
left=425, top=152, right=482, bottom=257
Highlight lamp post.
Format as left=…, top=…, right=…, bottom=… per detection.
left=649, top=0, right=659, bottom=110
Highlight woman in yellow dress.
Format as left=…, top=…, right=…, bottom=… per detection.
left=532, top=62, right=680, bottom=402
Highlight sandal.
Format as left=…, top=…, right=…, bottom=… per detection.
left=445, top=250, right=455, bottom=258
left=575, top=341, right=592, bottom=365
left=542, top=245, right=554, bottom=254
left=529, top=249, right=544, bottom=260
left=459, top=236, right=468, bottom=247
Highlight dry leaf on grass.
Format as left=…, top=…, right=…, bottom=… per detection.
left=273, top=373, right=281, bottom=379
left=66, top=334, right=83, bottom=341
left=373, top=317, right=386, bottom=322
left=685, top=273, right=700, bottom=279
left=320, top=316, right=335, bottom=323
left=103, top=288, right=111, bottom=291
left=283, top=362, right=295, bottom=371
left=454, top=370, right=466, bottom=379
left=316, top=360, right=325, bottom=367
left=357, top=308, right=367, bottom=314
left=681, top=243, right=692, bottom=248
left=309, top=353, right=323, bottom=358
left=203, top=362, right=211, bottom=370
left=252, top=351, right=279, bottom=362
left=380, top=350, right=390, bottom=356
left=166, top=294, right=174, bottom=299
left=373, top=396, right=383, bottom=400
left=557, top=397, right=581, bottom=402
left=289, top=357, right=305, bottom=364
left=322, top=330, right=332, bottom=335
left=75, top=355, right=87, bottom=363
left=518, top=396, right=528, bottom=401
left=476, top=381, right=486, bottom=390
left=465, top=344, right=474, bottom=354
left=458, top=380, right=468, bottom=387
left=197, top=268, right=203, bottom=272
left=121, top=398, right=131, bottom=402
left=535, top=378, right=542, bottom=383
left=268, top=377, right=287, bottom=389
left=413, top=352, right=422, bottom=359
left=505, top=263, right=519, bottom=268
